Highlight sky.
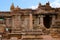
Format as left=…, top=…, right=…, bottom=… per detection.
left=0, top=0, right=60, bottom=11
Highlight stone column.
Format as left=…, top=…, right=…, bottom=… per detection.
left=39, top=15, right=45, bottom=29
left=24, top=17, right=29, bottom=30
left=12, top=16, right=15, bottom=32
left=29, top=13, right=33, bottom=30
left=51, top=15, right=56, bottom=27
left=11, top=16, right=14, bottom=32
left=36, top=17, right=39, bottom=26
left=16, top=15, right=21, bottom=30
left=12, top=15, right=21, bottom=32
left=35, top=17, right=39, bottom=26
left=5, top=18, right=11, bottom=27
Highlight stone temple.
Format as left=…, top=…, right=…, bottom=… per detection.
left=0, top=2, right=60, bottom=40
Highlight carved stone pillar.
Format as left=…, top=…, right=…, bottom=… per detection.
left=12, top=15, right=15, bottom=32
left=22, top=17, right=29, bottom=31
left=29, top=13, right=33, bottom=30
left=51, top=15, right=56, bottom=27
left=12, top=15, right=21, bottom=32
left=39, top=15, right=45, bottom=29
left=12, top=16, right=14, bottom=29
left=5, top=18, right=11, bottom=27
left=36, top=17, right=39, bottom=26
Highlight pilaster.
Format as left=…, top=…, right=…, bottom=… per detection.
left=12, top=15, right=21, bottom=33
left=39, top=15, right=45, bottom=29
left=5, top=18, right=11, bottom=27
left=51, top=15, right=56, bottom=28
left=29, top=13, right=33, bottom=30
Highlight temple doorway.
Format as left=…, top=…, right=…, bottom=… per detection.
left=43, top=15, right=52, bottom=28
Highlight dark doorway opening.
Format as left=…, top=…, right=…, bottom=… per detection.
left=43, top=15, right=52, bottom=28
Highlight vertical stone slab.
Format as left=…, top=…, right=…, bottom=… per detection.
left=37, top=17, right=40, bottom=26
left=29, top=13, right=33, bottom=30
left=5, top=18, right=11, bottom=27
left=51, top=15, right=55, bottom=25
left=39, top=15, right=45, bottom=29
left=15, top=15, right=21, bottom=29
left=33, top=17, right=40, bottom=29
left=12, top=16, right=14, bottom=30
left=50, top=15, right=56, bottom=28
left=12, top=15, right=21, bottom=32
